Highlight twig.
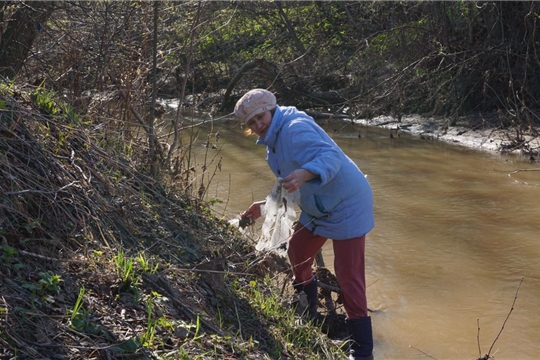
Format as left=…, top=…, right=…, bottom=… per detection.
left=19, top=250, right=86, bottom=264
left=485, top=277, right=524, bottom=358
left=4, top=181, right=79, bottom=196
left=408, top=344, right=438, bottom=359
left=477, top=318, right=482, bottom=359
left=175, top=267, right=253, bottom=277
left=507, top=168, right=540, bottom=176
left=234, top=300, right=242, bottom=339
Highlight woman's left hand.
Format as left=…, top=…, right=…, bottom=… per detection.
left=281, top=169, right=317, bottom=193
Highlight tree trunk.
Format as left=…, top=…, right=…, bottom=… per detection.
left=149, top=1, right=159, bottom=176
left=0, top=2, right=55, bottom=79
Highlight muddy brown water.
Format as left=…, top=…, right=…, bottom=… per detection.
left=181, top=118, right=540, bottom=360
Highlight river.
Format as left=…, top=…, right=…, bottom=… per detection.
left=180, top=116, right=540, bottom=360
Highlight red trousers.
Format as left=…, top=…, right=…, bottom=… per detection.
left=287, top=222, right=368, bottom=319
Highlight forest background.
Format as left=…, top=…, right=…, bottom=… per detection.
left=0, top=1, right=539, bottom=359
left=3, top=0, right=540, bottom=170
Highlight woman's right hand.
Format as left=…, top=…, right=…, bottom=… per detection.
left=240, top=200, right=266, bottom=222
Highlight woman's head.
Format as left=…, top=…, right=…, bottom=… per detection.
left=234, top=88, right=276, bottom=125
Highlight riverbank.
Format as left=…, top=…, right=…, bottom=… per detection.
left=0, top=88, right=347, bottom=359
left=358, top=113, right=540, bottom=156
left=163, top=95, right=540, bottom=156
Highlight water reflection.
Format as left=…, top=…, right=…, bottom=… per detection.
left=185, top=118, right=540, bottom=360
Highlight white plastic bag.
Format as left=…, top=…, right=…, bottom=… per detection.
left=256, top=178, right=300, bottom=254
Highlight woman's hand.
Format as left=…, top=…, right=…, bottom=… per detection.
left=240, top=200, right=266, bottom=222
left=281, top=169, right=317, bottom=193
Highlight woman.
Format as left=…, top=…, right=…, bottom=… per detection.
left=235, top=89, right=375, bottom=360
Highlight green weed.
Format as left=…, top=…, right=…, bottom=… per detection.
left=137, top=252, right=158, bottom=274
left=31, top=85, right=79, bottom=123
left=0, top=80, right=15, bottom=95
left=38, top=271, right=63, bottom=293
left=33, top=87, right=58, bottom=115
left=0, top=245, right=21, bottom=270
left=19, top=271, right=63, bottom=304
left=141, top=291, right=175, bottom=347
left=114, top=250, right=139, bottom=290
left=90, top=250, right=103, bottom=260
left=67, top=286, right=103, bottom=336
left=141, top=292, right=157, bottom=347
left=69, top=286, right=92, bottom=332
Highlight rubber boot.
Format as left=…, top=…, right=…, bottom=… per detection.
left=346, top=316, right=374, bottom=360
left=302, top=277, right=319, bottom=319
left=293, top=276, right=319, bottom=320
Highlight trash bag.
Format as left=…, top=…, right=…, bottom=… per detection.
left=257, top=178, right=299, bottom=254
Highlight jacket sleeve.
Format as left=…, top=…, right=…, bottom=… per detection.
left=283, top=119, right=342, bottom=186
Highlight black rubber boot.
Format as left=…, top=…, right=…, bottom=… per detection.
left=293, top=276, right=319, bottom=319
left=302, top=277, right=319, bottom=319
left=346, top=316, right=374, bottom=360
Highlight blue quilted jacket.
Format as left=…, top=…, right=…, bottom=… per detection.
left=256, top=106, right=374, bottom=240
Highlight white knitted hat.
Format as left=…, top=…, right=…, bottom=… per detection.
left=234, top=89, right=276, bottom=124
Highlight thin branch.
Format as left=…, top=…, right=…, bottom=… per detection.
left=4, top=181, right=79, bottom=196
left=19, top=250, right=86, bottom=264
left=486, top=277, right=524, bottom=358
left=477, top=318, right=482, bottom=359
left=507, top=168, right=540, bottom=176
left=408, top=345, right=438, bottom=360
